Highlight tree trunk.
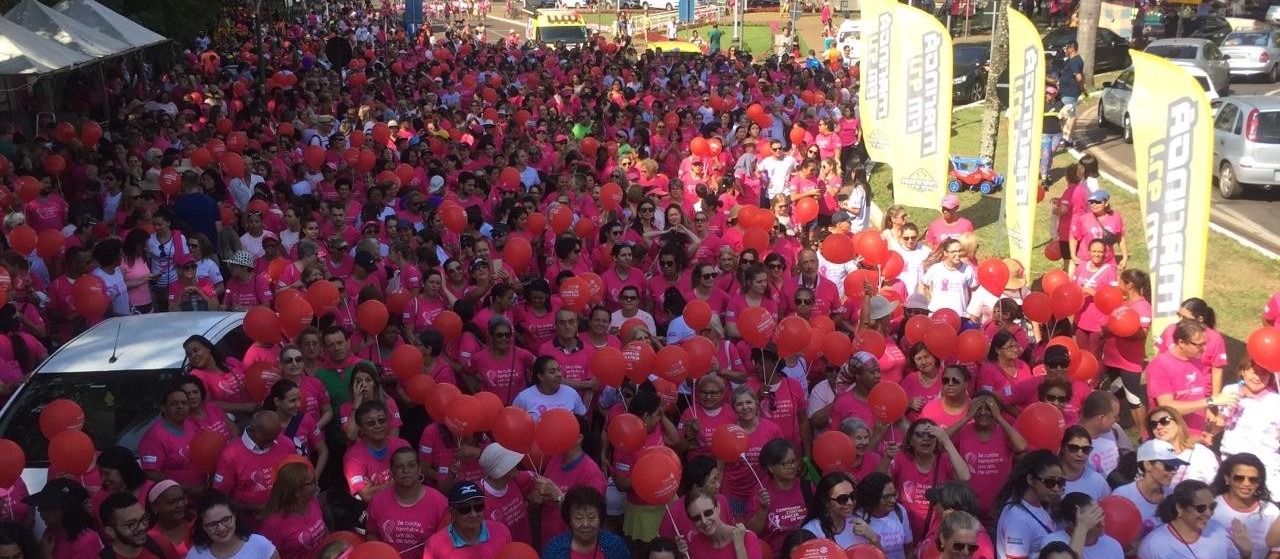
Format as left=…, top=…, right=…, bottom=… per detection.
left=1076, top=0, right=1102, bottom=88
left=978, top=3, right=1009, bottom=160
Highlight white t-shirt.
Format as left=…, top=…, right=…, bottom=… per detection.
left=92, top=267, right=130, bottom=316
left=818, top=252, right=858, bottom=300
left=859, top=506, right=914, bottom=559
left=895, top=245, right=932, bottom=295
left=801, top=517, right=856, bottom=548
left=1137, top=523, right=1242, bottom=559
left=512, top=384, right=586, bottom=421
left=665, top=316, right=695, bottom=345
left=1172, top=444, right=1220, bottom=485
left=922, top=262, right=978, bottom=314
left=1042, top=530, right=1124, bottom=559
left=1088, top=431, right=1120, bottom=477
left=758, top=155, right=797, bottom=199
left=1211, top=496, right=1280, bottom=559
left=1112, top=482, right=1167, bottom=540
left=996, top=500, right=1056, bottom=559
left=610, top=310, right=656, bottom=337
left=187, top=534, right=277, bottom=559
left=1064, top=467, right=1112, bottom=501
left=196, top=258, right=224, bottom=285
left=1219, top=387, right=1280, bottom=485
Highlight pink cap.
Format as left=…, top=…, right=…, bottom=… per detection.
left=941, top=195, right=960, bottom=210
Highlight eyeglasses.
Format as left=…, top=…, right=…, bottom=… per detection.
left=950, top=542, right=980, bottom=553
left=795, top=298, right=814, bottom=305
left=1064, top=443, right=1094, bottom=455
left=640, top=207, right=655, bottom=214
left=202, top=515, right=235, bottom=531
left=282, top=356, right=304, bottom=364
left=1233, top=474, right=1261, bottom=484
left=362, top=417, right=389, bottom=428
left=740, top=259, right=756, bottom=266
left=901, top=236, right=918, bottom=242
left=1035, top=476, right=1067, bottom=489
left=1147, top=416, right=1174, bottom=429
left=117, top=514, right=152, bottom=532
left=941, top=377, right=964, bottom=385
left=1190, top=502, right=1218, bottom=514
left=1183, top=338, right=1208, bottom=349
left=701, top=272, right=718, bottom=280
left=1156, top=460, right=1181, bottom=472
left=688, top=508, right=716, bottom=521
left=1042, top=394, right=1068, bottom=404
left=453, top=503, right=485, bottom=516
left=828, top=493, right=854, bottom=505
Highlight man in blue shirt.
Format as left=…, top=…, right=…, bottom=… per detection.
left=1054, top=41, right=1085, bottom=149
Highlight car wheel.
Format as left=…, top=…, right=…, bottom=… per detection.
left=1269, top=64, right=1279, bottom=83
left=1218, top=162, right=1245, bottom=199
left=969, top=83, right=983, bottom=104
left=1122, top=113, right=1133, bottom=144
left=664, top=1, right=672, bottom=8
left=1098, top=106, right=1110, bottom=130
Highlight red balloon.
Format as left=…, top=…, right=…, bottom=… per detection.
left=425, top=383, right=461, bottom=420
left=525, top=212, right=547, bottom=235
left=1051, top=284, right=1085, bottom=318
left=496, top=542, right=539, bottom=559
left=821, top=331, right=853, bottom=365
left=8, top=224, right=37, bottom=254
left=794, top=198, right=819, bottom=224
left=932, top=309, right=962, bottom=332
left=1044, top=241, right=1064, bottom=261
left=775, top=316, right=812, bottom=357
left=854, top=330, right=887, bottom=358
left=1069, top=351, right=1100, bottom=382
left=48, top=430, right=94, bottom=475
left=503, top=237, right=533, bottom=273
left=591, top=347, right=628, bottom=388
left=387, top=289, right=413, bottom=315
left=305, top=280, right=341, bottom=313
left=868, top=383, right=908, bottom=423
left=923, top=323, right=957, bottom=359
left=710, top=424, right=749, bottom=462
left=622, top=341, right=656, bottom=383
left=1249, top=328, right=1280, bottom=373
left=881, top=251, right=905, bottom=280
left=395, top=164, right=415, bottom=187
left=39, top=399, right=84, bottom=439
left=189, top=430, right=228, bottom=474
left=54, top=122, right=76, bottom=143
left=653, top=346, right=689, bottom=384
left=357, top=150, right=377, bottom=172
left=444, top=394, right=486, bottom=436
left=855, top=231, right=889, bottom=266
left=43, top=155, right=66, bottom=176
left=789, top=126, right=806, bottom=145
left=813, top=431, right=857, bottom=472
left=322, top=531, right=365, bottom=550
left=608, top=413, right=647, bottom=452
left=493, top=407, right=535, bottom=454
left=600, top=182, right=624, bottom=211
left=1093, top=285, right=1125, bottom=314
left=1107, top=307, right=1141, bottom=337
left=500, top=167, right=522, bottom=188
left=1099, top=495, right=1143, bottom=546
left=559, top=277, right=588, bottom=313
left=792, top=538, right=848, bottom=559
left=0, top=440, right=23, bottom=487
left=846, top=544, right=886, bottom=559
left=190, top=148, right=213, bottom=169
left=1022, top=291, right=1053, bottom=323
left=70, top=275, right=109, bottom=318
left=441, top=204, right=467, bottom=234
left=372, top=123, right=391, bottom=145
left=226, top=132, right=247, bottom=154
left=389, top=346, right=424, bottom=380
left=244, top=306, right=283, bottom=344
left=244, top=361, right=281, bottom=403
left=1015, top=402, right=1066, bottom=451
left=632, top=452, right=681, bottom=505
left=742, top=228, right=769, bottom=253
left=904, top=315, right=932, bottom=344
left=549, top=206, right=573, bottom=235
left=159, top=167, right=181, bottom=196
left=404, top=376, right=436, bottom=406
left=349, top=130, right=366, bottom=148
left=357, top=301, right=389, bottom=334
left=682, top=336, right=715, bottom=378
left=36, top=229, right=65, bottom=258
left=304, top=145, right=326, bottom=170
left=738, top=307, right=777, bottom=348
left=434, top=310, right=463, bottom=341
left=690, top=137, right=711, bottom=157
left=580, top=273, right=605, bottom=305
left=820, top=234, right=855, bottom=264
left=13, top=176, right=38, bottom=203
left=1041, top=269, right=1071, bottom=296
left=708, top=138, right=724, bottom=156
left=351, top=541, right=398, bottom=559
left=535, top=409, right=580, bottom=455
left=812, top=316, right=836, bottom=334
left=684, top=300, right=712, bottom=331
left=977, top=258, right=1010, bottom=295
left=955, top=330, right=990, bottom=363
left=220, top=153, right=246, bottom=178
left=80, top=121, right=102, bottom=147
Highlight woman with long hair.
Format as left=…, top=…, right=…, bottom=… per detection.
left=1145, top=406, right=1219, bottom=485
left=121, top=229, right=155, bottom=313
left=744, top=438, right=808, bottom=550
left=1154, top=298, right=1229, bottom=395
left=339, top=361, right=402, bottom=442
left=1137, top=480, right=1253, bottom=559
left=921, top=238, right=978, bottom=316
left=976, top=331, right=1032, bottom=400
left=276, top=344, right=332, bottom=430
left=994, top=451, right=1065, bottom=558
left=724, top=264, right=776, bottom=342
left=25, top=479, right=101, bottom=559
left=92, top=446, right=155, bottom=515
left=188, top=491, right=278, bottom=559
left=262, top=379, right=329, bottom=480
left=892, top=418, right=972, bottom=536
left=179, top=376, right=235, bottom=441
left=1219, top=360, right=1280, bottom=484
left=678, top=490, right=763, bottom=559
left=950, top=392, right=1028, bottom=518
left=800, top=472, right=873, bottom=548
left=0, top=303, right=44, bottom=397
left=1058, top=426, right=1112, bottom=501
left=1101, top=269, right=1152, bottom=428
left=184, top=335, right=250, bottom=414
left=852, top=472, right=914, bottom=559
left=1210, top=453, right=1277, bottom=559
left=258, top=462, right=325, bottom=559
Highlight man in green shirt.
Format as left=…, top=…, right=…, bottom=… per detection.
left=315, top=326, right=363, bottom=411
left=708, top=23, right=723, bottom=54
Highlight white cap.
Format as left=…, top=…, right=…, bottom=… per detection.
left=1136, top=439, right=1188, bottom=465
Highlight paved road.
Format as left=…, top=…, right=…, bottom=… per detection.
left=1076, top=79, right=1280, bottom=256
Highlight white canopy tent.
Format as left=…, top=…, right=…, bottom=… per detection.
left=51, top=0, right=167, bottom=49
left=5, top=0, right=133, bottom=58
left=0, top=15, right=92, bottom=75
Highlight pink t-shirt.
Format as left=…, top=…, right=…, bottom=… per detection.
left=343, top=437, right=412, bottom=497
left=722, top=419, right=785, bottom=500
left=952, top=423, right=1017, bottom=520
left=1154, top=325, right=1229, bottom=376
left=1102, top=298, right=1152, bottom=373
left=678, top=404, right=739, bottom=459
left=1008, top=377, right=1090, bottom=425
left=1071, top=263, right=1119, bottom=333
left=138, top=418, right=205, bottom=486
left=223, top=274, right=273, bottom=309
left=686, top=528, right=764, bottom=559
left=422, top=520, right=512, bottom=559
left=745, top=478, right=808, bottom=550
left=366, top=486, right=449, bottom=558
left=925, top=217, right=975, bottom=247
left=469, top=347, right=536, bottom=405
left=1056, top=183, right=1089, bottom=241
left=514, top=304, right=557, bottom=349
left=920, top=400, right=970, bottom=430
left=891, top=454, right=957, bottom=536
left=976, top=361, right=1033, bottom=400
left=1265, top=292, right=1280, bottom=327
left=879, top=343, right=909, bottom=385
left=212, top=434, right=297, bottom=508
left=191, top=366, right=250, bottom=405
left=538, top=339, right=596, bottom=407
left=1070, top=211, right=1125, bottom=264
left=50, top=528, right=101, bottom=559
left=259, top=500, right=326, bottom=559
left=338, top=397, right=404, bottom=431
left=1146, top=352, right=1210, bottom=434
left=289, top=375, right=331, bottom=424
left=483, top=472, right=538, bottom=546
left=659, top=494, right=734, bottom=541
left=418, top=425, right=487, bottom=487
left=901, top=374, right=944, bottom=418
left=746, top=376, right=807, bottom=450
left=830, top=391, right=874, bottom=432
left=0, top=478, right=30, bottom=525
left=190, top=402, right=234, bottom=441
left=540, top=453, right=607, bottom=543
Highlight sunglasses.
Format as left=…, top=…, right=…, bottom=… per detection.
left=282, top=356, right=304, bottom=364
left=700, top=272, right=718, bottom=280
left=453, top=503, right=485, bottom=515
left=492, top=332, right=513, bottom=339
left=795, top=298, right=814, bottom=305
left=1147, top=416, right=1175, bottom=429
left=1064, top=443, right=1093, bottom=455
left=1190, top=502, right=1218, bottom=514
left=1035, top=476, right=1067, bottom=489
left=941, top=377, right=964, bottom=386
left=1233, top=474, right=1261, bottom=484
left=950, top=543, right=980, bottom=554
left=1042, top=394, right=1068, bottom=404
left=621, top=295, right=639, bottom=301
left=688, top=508, right=716, bottom=521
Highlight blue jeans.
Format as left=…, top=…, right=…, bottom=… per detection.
left=1041, top=133, right=1061, bottom=181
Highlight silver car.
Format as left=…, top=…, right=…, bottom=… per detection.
left=1145, top=38, right=1231, bottom=93
left=1220, top=30, right=1280, bottom=83
left=1211, top=96, right=1280, bottom=199
left=1099, top=66, right=1218, bottom=143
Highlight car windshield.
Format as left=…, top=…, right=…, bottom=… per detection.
left=1256, top=112, right=1280, bottom=144
left=1223, top=32, right=1270, bottom=47
left=0, top=370, right=186, bottom=464
left=1146, top=45, right=1200, bottom=59
left=539, top=26, right=588, bottom=44
left=954, top=47, right=989, bottom=67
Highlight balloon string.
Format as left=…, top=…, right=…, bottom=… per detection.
left=665, top=502, right=679, bottom=535
left=741, top=452, right=766, bottom=489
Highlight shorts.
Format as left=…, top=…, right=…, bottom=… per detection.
left=621, top=500, right=665, bottom=542
left=1105, top=366, right=1146, bottom=408
left=1060, top=97, right=1078, bottom=118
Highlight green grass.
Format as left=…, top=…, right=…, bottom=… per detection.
left=681, top=23, right=810, bottom=55
left=871, top=106, right=1280, bottom=366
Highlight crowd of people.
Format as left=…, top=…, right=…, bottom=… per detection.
left=1, top=1, right=1280, bottom=559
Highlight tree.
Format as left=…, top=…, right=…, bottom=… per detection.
left=978, top=4, right=1009, bottom=160
left=1076, top=0, right=1102, bottom=88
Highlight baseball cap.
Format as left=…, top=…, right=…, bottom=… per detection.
left=941, top=195, right=961, bottom=210
left=831, top=210, right=853, bottom=224
left=447, top=481, right=484, bottom=505
left=175, top=253, right=196, bottom=267
left=1136, top=439, right=1188, bottom=466
left=23, top=478, right=89, bottom=509
left=1043, top=345, right=1071, bottom=367
left=1088, top=190, right=1111, bottom=203
left=479, top=443, right=524, bottom=479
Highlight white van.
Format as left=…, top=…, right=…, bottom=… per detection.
left=836, top=19, right=861, bottom=61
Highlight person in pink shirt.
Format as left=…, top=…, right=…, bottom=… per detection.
left=601, top=243, right=644, bottom=308
left=889, top=419, right=972, bottom=536
left=721, top=386, right=785, bottom=517
left=168, top=254, right=221, bottom=311
left=258, top=462, right=325, bottom=559
left=422, top=481, right=513, bottom=559
left=1070, top=240, right=1119, bottom=358
left=539, top=309, right=599, bottom=411
left=780, top=249, right=841, bottom=317
left=921, top=367, right=973, bottom=429
left=344, top=401, right=412, bottom=503
left=23, top=177, right=69, bottom=233
left=179, top=376, right=235, bottom=442
left=514, top=281, right=557, bottom=350
left=263, top=379, right=329, bottom=480
left=743, top=439, right=808, bottom=550
left=138, top=384, right=204, bottom=490
left=337, top=363, right=403, bottom=442
left=539, top=415, right=606, bottom=543
left=1146, top=320, right=1239, bottom=437
left=1101, top=269, right=1153, bottom=428
left=948, top=394, right=1027, bottom=521
left=467, top=317, right=536, bottom=405
left=724, top=265, right=779, bottom=341
left=1264, top=290, right=1280, bottom=328
left=924, top=195, right=975, bottom=249
left=184, top=335, right=255, bottom=415
left=901, top=344, right=945, bottom=420
left=1068, top=190, right=1127, bottom=268
left=477, top=443, right=542, bottom=547
left=975, top=332, right=1032, bottom=402
left=1007, top=346, right=1090, bottom=425
left=1153, top=298, right=1229, bottom=395
left=366, top=448, right=449, bottom=559
left=23, top=479, right=102, bottom=559
left=212, top=411, right=296, bottom=516
left=1052, top=164, right=1090, bottom=272
left=830, top=352, right=883, bottom=431
left=221, top=251, right=272, bottom=311
left=658, top=456, right=736, bottom=541
left=678, top=490, right=764, bottom=559
left=679, top=374, right=739, bottom=458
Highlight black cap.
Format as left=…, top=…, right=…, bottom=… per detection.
left=23, top=478, right=89, bottom=510
left=447, top=481, right=484, bottom=505
left=1044, top=345, right=1071, bottom=367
